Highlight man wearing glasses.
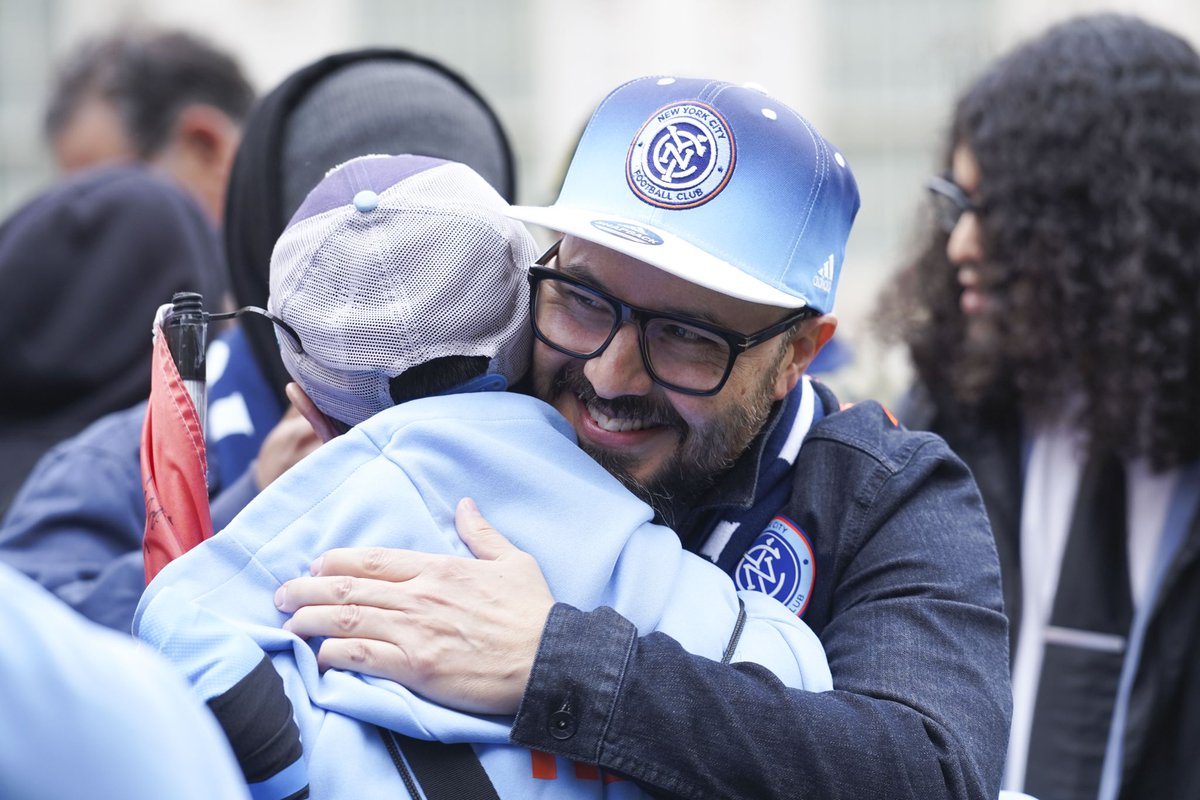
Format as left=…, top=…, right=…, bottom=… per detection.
left=523, top=237, right=820, bottom=529
left=891, top=14, right=1200, bottom=800
left=276, top=76, right=1011, bottom=799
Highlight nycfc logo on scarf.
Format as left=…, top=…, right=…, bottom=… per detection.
left=735, top=516, right=815, bottom=616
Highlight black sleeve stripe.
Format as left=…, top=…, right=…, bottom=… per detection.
left=207, top=653, right=305, bottom=784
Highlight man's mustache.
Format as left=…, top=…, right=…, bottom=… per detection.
left=553, top=365, right=686, bottom=433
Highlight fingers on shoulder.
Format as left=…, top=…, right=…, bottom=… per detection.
left=314, top=632, right=440, bottom=688
left=316, top=546, right=426, bottom=581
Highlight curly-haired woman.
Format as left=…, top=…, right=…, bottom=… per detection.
left=886, top=13, right=1200, bottom=800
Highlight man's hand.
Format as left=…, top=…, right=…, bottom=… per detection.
left=274, top=497, right=554, bottom=715
left=253, top=404, right=323, bottom=490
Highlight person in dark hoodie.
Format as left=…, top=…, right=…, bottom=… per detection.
left=0, top=167, right=225, bottom=519
left=0, top=48, right=518, bottom=633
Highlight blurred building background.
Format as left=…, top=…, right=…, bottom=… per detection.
left=2, top=0, right=1197, bottom=403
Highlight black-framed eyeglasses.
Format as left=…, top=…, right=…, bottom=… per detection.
left=527, top=240, right=818, bottom=396
left=926, top=174, right=982, bottom=234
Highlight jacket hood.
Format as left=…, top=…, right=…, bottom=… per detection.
left=0, top=165, right=223, bottom=512
left=223, top=48, right=517, bottom=407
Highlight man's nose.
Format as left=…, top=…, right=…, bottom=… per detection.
left=583, top=322, right=654, bottom=399
left=946, top=209, right=984, bottom=265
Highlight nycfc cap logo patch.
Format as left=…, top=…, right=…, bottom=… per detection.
left=627, top=101, right=735, bottom=209
left=590, top=219, right=664, bottom=245
left=735, top=515, right=815, bottom=617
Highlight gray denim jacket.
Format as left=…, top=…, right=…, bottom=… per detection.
left=512, top=380, right=1011, bottom=799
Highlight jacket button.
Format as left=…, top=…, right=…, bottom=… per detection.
left=549, top=709, right=577, bottom=740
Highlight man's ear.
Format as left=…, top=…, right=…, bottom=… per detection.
left=285, top=382, right=340, bottom=443
left=172, top=104, right=239, bottom=166
left=152, top=104, right=240, bottom=221
left=771, top=314, right=838, bottom=400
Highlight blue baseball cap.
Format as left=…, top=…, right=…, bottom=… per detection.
left=509, top=76, right=860, bottom=312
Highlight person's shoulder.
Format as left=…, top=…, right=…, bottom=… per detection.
left=0, top=559, right=134, bottom=677
left=0, top=562, right=251, bottom=799
left=5, top=403, right=146, bottom=499
left=42, top=401, right=147, bottom=464
left=0, top=402, right=146, bottom=548
left=805, top=381, right=956, bottom=474
left=360, top=391, right=574, bottom=444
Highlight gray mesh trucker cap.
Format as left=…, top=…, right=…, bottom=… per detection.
left=268, top=154, right=537, bottom=427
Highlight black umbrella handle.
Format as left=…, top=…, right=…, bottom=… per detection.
left=163, top=292, right=208, bottom=382
left=163, top=292, right=209, bottom=440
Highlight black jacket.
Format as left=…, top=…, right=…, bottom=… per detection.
left=0, top=167, right=223, bottom=517
left=901, top=386, right=1200, bottom=800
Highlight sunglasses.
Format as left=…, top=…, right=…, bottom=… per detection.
left=926, top=174, right=982, bottom=234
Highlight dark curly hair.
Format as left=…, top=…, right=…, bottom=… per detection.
left=886, top=13, right=1200, bottom=470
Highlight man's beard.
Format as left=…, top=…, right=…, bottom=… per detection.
left=548, top=363, right=779, bottom=528
left=951, top=269, right=1023, bottom=409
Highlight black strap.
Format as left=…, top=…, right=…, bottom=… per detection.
left=378, top=726, right=501, bottom=800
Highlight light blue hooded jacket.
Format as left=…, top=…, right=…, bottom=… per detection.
left=0, top=562, right=250, bottom=800
left=136, top=392, right=830, bottom=798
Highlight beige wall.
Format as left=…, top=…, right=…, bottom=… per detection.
left=48, top=0, right=359, bottom=92
left=995, top=0, right=1200, bottom=43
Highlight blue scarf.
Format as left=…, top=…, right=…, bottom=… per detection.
left=687, top=378, right=829, bottom=616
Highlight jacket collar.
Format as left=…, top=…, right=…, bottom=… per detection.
left=676, top=378, right=832, bottom=548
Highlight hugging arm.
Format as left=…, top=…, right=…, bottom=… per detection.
left=512, top=439, right=1011, bottom=800
left=277, top=438, right=1010, bottom=799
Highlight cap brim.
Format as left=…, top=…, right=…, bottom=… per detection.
left=508, top=204, right=812, bottom=309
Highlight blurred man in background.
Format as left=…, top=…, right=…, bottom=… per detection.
left=43, top=28, right=254, bottom=223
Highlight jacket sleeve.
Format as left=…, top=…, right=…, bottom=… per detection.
left=137, top=586, right=308, bottom=799
left=512, top=430, right=1011, bottom=800
left=0, top=409, right=148, bottom=632
left=0, top=405, right=264, bottom=634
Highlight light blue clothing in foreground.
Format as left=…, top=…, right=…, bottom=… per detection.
left=0, top=562, right=249, bottom=800
left=137, top=392, right=830, bottom=798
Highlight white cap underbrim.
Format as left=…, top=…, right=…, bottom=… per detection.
left=508, top=204, right=813, bottom=309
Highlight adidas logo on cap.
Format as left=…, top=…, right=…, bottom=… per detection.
left=812, top=254, right=835, bottom=293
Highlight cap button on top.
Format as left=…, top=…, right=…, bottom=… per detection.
left=549, top=709, right=577, bottom=740
left=353, top=189, right=379, bottom=213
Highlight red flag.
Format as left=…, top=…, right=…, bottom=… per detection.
left=141, top=325, right=212, bottom=583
